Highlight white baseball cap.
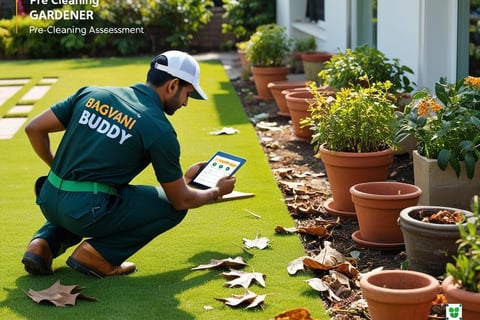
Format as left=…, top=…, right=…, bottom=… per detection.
left=153, top=50, right=208, bottom=100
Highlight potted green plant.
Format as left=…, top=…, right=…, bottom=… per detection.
left=441, top=195, right=480, bottom=319
left=301, top=78, right=398, bottom=217
left=291, top=36, right=317, bottom=73
left=318, top=44, right=415, bottom=106
left=245, top=23, right=293, bottom=99
left=395, top=76, right=480, bottom=209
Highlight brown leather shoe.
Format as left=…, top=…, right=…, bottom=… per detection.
left=66, top=241, right=136, bottom=278
left=21, top=238, right=53, bottom=275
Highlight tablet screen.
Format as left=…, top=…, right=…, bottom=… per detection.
left=189, top=151, right=246, bottom=189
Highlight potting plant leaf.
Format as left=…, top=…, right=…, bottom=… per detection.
left=221, top=269, right=266, bottom=288
left=25, top=280, right=97, bottom=307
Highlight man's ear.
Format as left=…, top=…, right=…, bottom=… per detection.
left=167, top=78, right=179, bottom=94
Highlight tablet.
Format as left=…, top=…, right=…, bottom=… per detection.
left=189, top=151, right=246, bottom=189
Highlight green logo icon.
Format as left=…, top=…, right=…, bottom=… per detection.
left=446, top=304, right=462, bottom=319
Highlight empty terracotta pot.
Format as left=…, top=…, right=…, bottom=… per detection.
left=360, top=270, right=439, bottom=320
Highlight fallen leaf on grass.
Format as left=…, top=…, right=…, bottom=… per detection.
left=209, top=127, right=239, bottom=135
left=287, top=256, right=307, bottom=275
left=273, top=307, right=320, bottom=320
left=243, top=235, right=270, bottom=249
left=221, top=269, right=266, bottom=288
left=191, top=256, right=247, bottom=270
left=303, top=241, right=345, bottom=271
left=275, top=225, right=298, bottom=234
left=215, top=289, right=265, bottom=309
left=25, top=280, right=97, bottom=307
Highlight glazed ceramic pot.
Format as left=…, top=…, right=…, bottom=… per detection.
left=360, top=270, right=439, bottom=320
left=350, top=181, right=422, bottom=249
left=442, top=276, right=480, bottom=320
left=268, top=80, right=307, bottom=116
left=399, top=205, right=472, bottom=276
left=320, top=145, right=394, bottom=218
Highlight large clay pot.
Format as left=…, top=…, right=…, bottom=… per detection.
left=319, top=145, right=394, bottom=218
left=360, top=270, right=439, bottom=320
left=442, top=276, right=480, bottom=320
left=399, top=205, right=472, bottom=276
left=301, top=51, right=332, bottom=83
left=268, top=81, right=307, bottom=116
left=350, top=181, right=422, bottom=249
left=251, top=66, right=290, bottom=100
left=285, top=90, right=315, bottom=140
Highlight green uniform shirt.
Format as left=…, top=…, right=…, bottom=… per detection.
left=50, top=84, right=183, bottom=186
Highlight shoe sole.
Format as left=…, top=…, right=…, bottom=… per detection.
left=66, top=257, right=104, bottom=278
left=22, top=252, right=53, bottom=275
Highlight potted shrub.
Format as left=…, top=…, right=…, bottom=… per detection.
left=291, top=36, right=317, bottom=74
left=395, top=76, right=480, bottom=209
left=245, top=23, right=293, bottom=99
left=441, top=195, right=480, bottom=319
left=318, top=44, right=415, bottom=106
left=399, top=205, right=473, bottom=276
left=301, top=78, right=398, bottom=217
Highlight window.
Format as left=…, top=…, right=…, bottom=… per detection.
left=306, top=0, right=325, bottom=23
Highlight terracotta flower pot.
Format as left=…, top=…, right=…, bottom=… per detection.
left=251, top=66, right=290, bottom=100
left=301, top=51, right=332, bottom=84
left=268, top=81, right=307, bottom=117
left=360, top=270, right=439, bottom=320
left=442, top=275, right=480, bottom=320
left=350, top=181, right=422, bottom=249
left=285, top=90, right=315, bottom=140
left=399, top=206, right=472, bottom=276
left=319, top=145, right=394, bottom=218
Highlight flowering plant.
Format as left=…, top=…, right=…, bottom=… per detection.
left=395, top=76, right=480, bottom=179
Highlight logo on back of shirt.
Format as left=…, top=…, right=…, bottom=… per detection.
left=78, top=97, right=136, bottom=145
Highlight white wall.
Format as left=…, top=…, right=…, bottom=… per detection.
left=277, top=0, right=460, bottom=92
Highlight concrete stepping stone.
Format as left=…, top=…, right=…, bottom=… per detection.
left=0, top=118, right=27, bottom=139
left=0, top=79, right=30, bottom=86
left=20, top=85, right=52, bottom=102
left=0, top=86, right=23, bottom=106
left=39, top=77, right=58, bottom=85
left=7, top=105, right=34, bottom=115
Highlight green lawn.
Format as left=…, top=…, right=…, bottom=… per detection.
left=0, top=57, right=328, bottom=319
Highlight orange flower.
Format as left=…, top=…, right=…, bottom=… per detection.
left=464, top=76, right=480, bottom=89
left=418, top=97, right=442, bottom=117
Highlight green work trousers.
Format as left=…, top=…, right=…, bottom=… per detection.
left=32, top=180, right=187, bottom=265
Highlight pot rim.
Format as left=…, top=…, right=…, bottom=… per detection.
left=350, top=181, right=422, bottom=200
left=360, top=270, right=439, bottom=299
left=399, top=205, right=473, bottom=229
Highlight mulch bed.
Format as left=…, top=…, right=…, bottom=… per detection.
left=231, top=78, right=447, bottom=319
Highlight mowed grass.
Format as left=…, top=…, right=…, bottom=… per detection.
left=0, top=57, right=328, bottom=320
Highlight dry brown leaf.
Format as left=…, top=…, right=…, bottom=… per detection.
left=215, top=289, right=265, bottom=309
left=274, top=225, right=298, bottom=234
left=243, top=235, right=270, bottom=249
left=25, top=280, right=97, bottom=307
left=222, top=269, right=266, bottom=288
left=298, top=226, right=330, bottom=237
left=191, top=256, right=247, bottom=270
left=304, top=241, right=345, bottom=271
left=287, top=256, right=307, bottom=275
left=273, top=307, right=320, bottom=320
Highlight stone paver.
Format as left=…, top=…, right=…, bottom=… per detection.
left=0, top=79, right=30, bottom=86
left=0, top=118, right=27, bottom=139
left=8, top=105, right=34, bottom=115
left=0, top=86, right=23, bottom=106
left=39, top=77, right=59, bottom=85
left=20, top=85, right=52, bottom=102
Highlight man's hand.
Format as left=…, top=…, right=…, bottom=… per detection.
left=216, top=176, right=236, bottom=197
left=184, top=162, right=206, bottom=183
